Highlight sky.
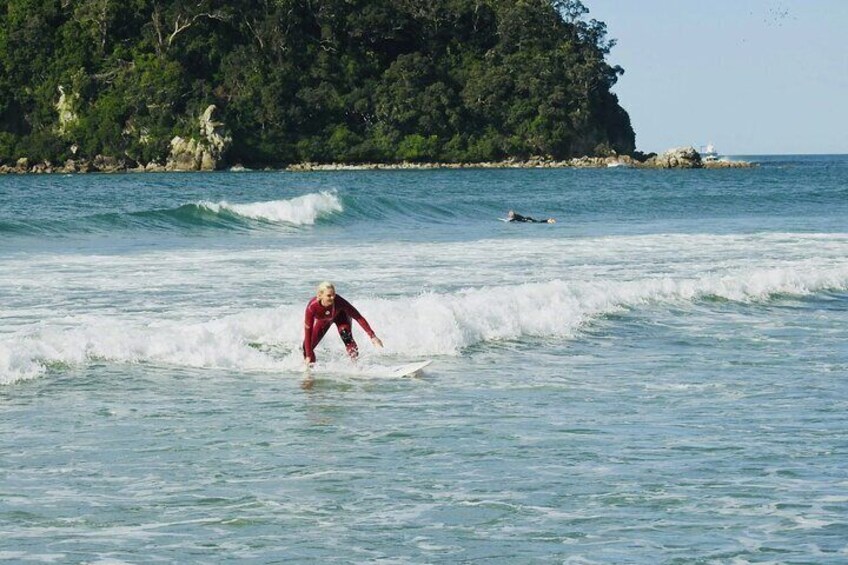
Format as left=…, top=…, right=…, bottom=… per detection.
left=584, top=0, right=848, bottom=155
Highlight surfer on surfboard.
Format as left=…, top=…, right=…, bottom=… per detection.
left=303, top=281, right=383, bottom=366
left=506, top=209, right=556, bottom=224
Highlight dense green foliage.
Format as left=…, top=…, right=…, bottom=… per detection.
left=0, top=0, right=635, bottom=166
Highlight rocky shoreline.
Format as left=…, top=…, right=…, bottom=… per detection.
left=0, top=146, right=753, bottom=175
left=285, top=148, right=753, bottom=172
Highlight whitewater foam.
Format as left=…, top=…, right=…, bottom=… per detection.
left=196, top=191, right=342, bottom=225
left=3, top=264, right=847, bottom=385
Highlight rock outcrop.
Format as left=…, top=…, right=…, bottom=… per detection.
left=166, top=105, right=231, bottom=171
left=55, top=85, right=79, bottom=137
left=646, top=146, right=703, bottom=169
left=638, top=146, right=753, bottom=169
left=92, top=155, right=125, bottom=173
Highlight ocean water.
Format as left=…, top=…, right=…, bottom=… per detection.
left=1, top=155, right=847, bottom=563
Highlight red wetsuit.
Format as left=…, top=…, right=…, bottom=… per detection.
left=303, top=294, right=376, bottom=362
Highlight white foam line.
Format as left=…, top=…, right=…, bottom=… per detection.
left=197, top=191, right=342, bottom=224
left=3, top=263, right=847, bottom=384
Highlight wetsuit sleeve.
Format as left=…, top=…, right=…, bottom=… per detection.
left=337, top=296, right=376, bottom=338
left=303, top=301, right=316, bottom=361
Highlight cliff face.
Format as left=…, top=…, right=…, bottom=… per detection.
left=166, top=106, right=231, bottom=172
left=0, top=0, right=634, bottom=168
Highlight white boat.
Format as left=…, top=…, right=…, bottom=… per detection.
left=700, top=143, right=719, bottom=161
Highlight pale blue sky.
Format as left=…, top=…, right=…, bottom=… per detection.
left=585, top=0, right=848, bottom=155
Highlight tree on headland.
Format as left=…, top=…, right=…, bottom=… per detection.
left=0, top=0, right=635, bottom=168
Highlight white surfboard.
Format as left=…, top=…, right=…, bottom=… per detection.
left=306, top=359, right=432, bottom=379
left=380, top=359, right=432, bottom=378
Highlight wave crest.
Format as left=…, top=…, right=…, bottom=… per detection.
left=2, top=264, right=847, bottom=384
left=0, top=191, right=344, bottom=235
left=194, top=191, right=343, bottom=225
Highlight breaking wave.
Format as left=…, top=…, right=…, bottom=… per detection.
left=3, top=264, right=847, bottom=384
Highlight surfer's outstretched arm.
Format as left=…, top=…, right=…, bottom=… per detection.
left=336, top=295, right=383, bottom=353
left=303, top=304, right=316, bottom=364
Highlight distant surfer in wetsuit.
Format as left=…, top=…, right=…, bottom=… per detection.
left=303, top=281, right=383, bottom=366
left=507, top=210, right=556, bottom=224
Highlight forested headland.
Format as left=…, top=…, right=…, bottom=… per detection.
left=0, top=0, right=636, bottom=170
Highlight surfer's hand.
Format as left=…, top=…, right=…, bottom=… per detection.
left=371, top=336, right=383, bottom=348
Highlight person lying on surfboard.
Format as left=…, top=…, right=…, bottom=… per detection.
left=507, top=209, right=556, bottom=223
left=303, top=281, right=383, bottom=366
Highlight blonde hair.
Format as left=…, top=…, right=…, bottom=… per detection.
left=316, top=281, right=335, bottom=295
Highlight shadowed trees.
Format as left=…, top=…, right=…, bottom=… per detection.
left=0, top=0, right=634, bottom=167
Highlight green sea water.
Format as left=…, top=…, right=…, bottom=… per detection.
left=2, top=156, right=847, bottom=562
